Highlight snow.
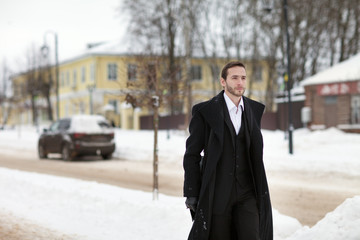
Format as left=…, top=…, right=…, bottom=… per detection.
left=301, top=52, right=360, bottom=86
left=0, top=126, right=359, bottom=239
left=69, top=115, right=114, bottom=133
left=287, top=196, right=360, bottom=240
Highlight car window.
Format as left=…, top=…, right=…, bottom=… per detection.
left=98, top=120, right=111, bottom=128
left=59, top=119, right=70, bottom=131
left=49, top=121, right=60, bottom=132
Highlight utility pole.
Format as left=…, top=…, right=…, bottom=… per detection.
left=152, top=95, right=159, bottom=200
left=262, top=0, right=294, bottom=154
left=283, top=0, right=294, bottom=154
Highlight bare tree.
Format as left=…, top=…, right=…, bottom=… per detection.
left=122, top=0, right=183, bottom=115
left=38, top=64, right=54, bottom=121
left=120, top=55, right=181, bottom=200
left=0, top=60, right=11, bottom=126
left=23, top=45, right=41, bottom=125
left=13, top=44, right=55, bottom=125
left=121, top=0, right=208, bottom=198
left=254, top=0, right=360, bottom=85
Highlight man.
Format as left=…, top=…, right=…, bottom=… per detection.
left=183, top=61, right=273, bottom=240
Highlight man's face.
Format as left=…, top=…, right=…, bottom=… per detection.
left=220, top=66, right=246, bottom=98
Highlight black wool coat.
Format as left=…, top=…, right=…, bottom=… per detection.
left=183, top=91, right=273, bottom=240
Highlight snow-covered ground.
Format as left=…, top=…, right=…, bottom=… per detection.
left=0, top=125, right=359, bottom=239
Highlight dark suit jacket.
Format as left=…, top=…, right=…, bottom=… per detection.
left=183, top=91, right=273, bottom=240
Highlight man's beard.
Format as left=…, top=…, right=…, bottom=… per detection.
left=226, top=83, right=245, bottom=97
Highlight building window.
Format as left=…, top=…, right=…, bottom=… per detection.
left=90, top=64, right=95, bottom=82
left=79, top=101, right=85, bottom=114
left=60, top=72, right=65, bottom=87
left=65, top=102, right=69, bottom=117
left=351, top=95, right=360, bottom=124
left=325, top=96, right=337, bottom=104
left=253, top=65, right=263, bottom=82
left=107, top=63, right=117, bottom=81
left=73, top=69, right=77, bottom=87
left=210, top=65, right=220, bottom=82
left=127, top=64, right=137, bottom=81
left=81, top=66, right=86, bottom=83
left=66, top=71, right=70, bottom=86
left=190, top=65, right=202, bottom=81
left=72, top=103, right=77, bottom=115
left=109, top=100, right=118, bottom=114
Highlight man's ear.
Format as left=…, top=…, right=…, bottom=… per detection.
left=220, top=78, right=226, bottom=87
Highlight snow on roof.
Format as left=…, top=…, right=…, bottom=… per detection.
left=69, top=115, right=112, bottom=133
left=301, top=53, right=360, bottom=86
left=60, top=37, right=146, bottom=64
left=60, top=35, right=266, bottom=65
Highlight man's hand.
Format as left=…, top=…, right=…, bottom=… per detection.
left=185, top=197, right=198, bottom=212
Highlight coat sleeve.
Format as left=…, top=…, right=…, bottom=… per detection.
left=183, top=104, right=206, bottom=197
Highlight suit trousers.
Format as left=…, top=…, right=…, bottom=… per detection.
left=209, top=182, right=260, bottom=240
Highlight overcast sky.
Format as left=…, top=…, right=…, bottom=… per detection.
left=0, top=0, right=127, bottom=72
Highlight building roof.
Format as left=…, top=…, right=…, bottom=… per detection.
left=301, top=53, right=360, bottom=86
left=60, top=38, right=144, bottom=64
left=60, top=36, right=270, bottom=65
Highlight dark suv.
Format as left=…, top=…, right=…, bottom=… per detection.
left=38, top=115, right=115, bottom=161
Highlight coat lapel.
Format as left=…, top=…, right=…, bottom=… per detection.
left=199, top=91, right=225, bottom=149
left=243, top=97, right=254, bottom=150
left=223, top=100, right=236, bottom=149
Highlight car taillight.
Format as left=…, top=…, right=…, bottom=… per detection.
left=73, top=133, right=86, bottom=138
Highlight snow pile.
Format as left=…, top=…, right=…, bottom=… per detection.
left=0, top=167, right=300, bottom=240
left=0, top=167, right=191, bottom=240
left=288, top=196, right=360, bottom=240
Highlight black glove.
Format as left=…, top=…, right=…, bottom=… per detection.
left=185, top=197, right=198, bottom=212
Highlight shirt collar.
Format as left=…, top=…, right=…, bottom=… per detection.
left=223, top=92, right=244, bottom=112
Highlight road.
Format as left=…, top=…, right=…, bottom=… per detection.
left=0, top=148, right=359, bottom=229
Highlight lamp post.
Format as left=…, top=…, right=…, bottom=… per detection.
left=262, top=0, right=293, bottom=154
left=41, top=31, right=59, bottom=120
left=283, top=0, right=294, bottom=154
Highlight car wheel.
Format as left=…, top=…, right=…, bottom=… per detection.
left=62, top=144, right=73, bottom=161
left=38, top=144, right=47, bottom=159
left=102, top=154, right=112, bottom=160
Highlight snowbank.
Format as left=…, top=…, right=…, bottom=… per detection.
left=0, top=167, right=301, bottom=240
left=288, top=196, right=360, bottom=240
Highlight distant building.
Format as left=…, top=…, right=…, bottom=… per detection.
left=302, top=53, right=360, bottom=133
left=7, top=40, right=273, bottom=130
left=274, top=85, right=305, bottom=131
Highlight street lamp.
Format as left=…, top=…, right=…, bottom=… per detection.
left=41, top=31, right=59, bottom=120
left=283, top=0, right=294, bottom=154
left=262, top=0, right=294, bottom=154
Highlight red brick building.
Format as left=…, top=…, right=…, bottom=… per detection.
left=302, top=53, right=360, bottom=133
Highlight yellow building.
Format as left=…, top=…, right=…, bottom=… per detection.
left=8, top=40, right=272, bottom=130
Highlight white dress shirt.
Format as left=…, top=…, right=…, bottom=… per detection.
left=224, top=92, right=244, bottom=135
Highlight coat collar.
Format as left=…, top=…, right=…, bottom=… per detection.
left=198, top=91, right=255, bottom=149
left=199, top=91, right=225, bottom=141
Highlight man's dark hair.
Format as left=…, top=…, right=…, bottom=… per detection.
left=221, top=61, right=246, bottom=80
